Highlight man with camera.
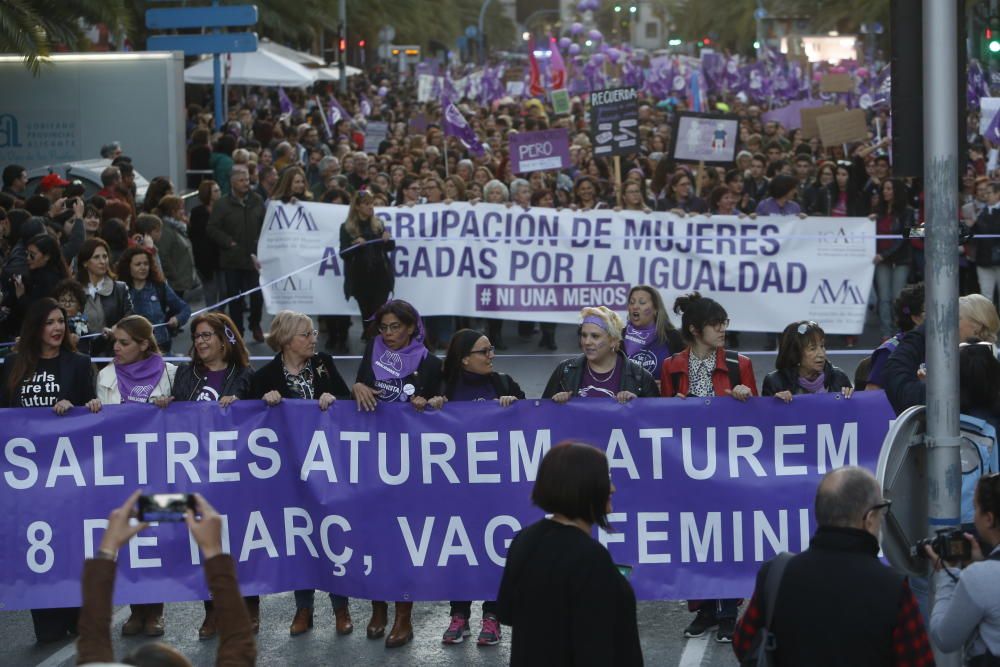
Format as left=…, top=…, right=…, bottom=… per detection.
left=926, top=474, right=1000, bottom=665
left=733, top=467, right=935, bottom=666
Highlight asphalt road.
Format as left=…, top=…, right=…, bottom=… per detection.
left=1, top=310, right=882, bottom=667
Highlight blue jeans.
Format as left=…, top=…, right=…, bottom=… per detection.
left=875, top=262, right=910, bottom=337
left=294, top=589, right=348, bottom=611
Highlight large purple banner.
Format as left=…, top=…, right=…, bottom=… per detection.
left=0, top=393, right=894, bottom=610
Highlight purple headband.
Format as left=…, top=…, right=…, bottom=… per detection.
left=582, top=315, right=610, bottom=333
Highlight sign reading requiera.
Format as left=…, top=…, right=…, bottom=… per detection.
left=589, top=87, right=639, bottom=157
left=509, top=128, right=571, bottom=173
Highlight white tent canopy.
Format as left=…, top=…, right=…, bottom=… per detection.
left=184, top=50, right=317, bottom=87
left=314, top=65, right=363, bottom=81
left=258, top=38, right=326, bottom=67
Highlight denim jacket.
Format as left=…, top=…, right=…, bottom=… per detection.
left=128, top=281, right=191, bottom=346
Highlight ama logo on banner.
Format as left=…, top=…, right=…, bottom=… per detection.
left=266, top=205, right=319, bottom=232
left=810, top=279, right=866, bottom=305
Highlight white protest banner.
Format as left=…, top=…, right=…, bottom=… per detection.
left=258, top=201, right=876, bottom=333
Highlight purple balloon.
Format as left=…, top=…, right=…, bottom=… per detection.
left=559, top=36, right=572, bottom=50
left=576, top=0, right=589, bottom=13
left=570, top=22, right=584, bottom=36
left=591, top=53, right=605, bottom=66
left=568, top=43, right=582, bottom=55
left=377, top=86, right=388, bottom=97
left=606, top=48, right=621, bottom=63
left=588, top=29, right=603, bottom=42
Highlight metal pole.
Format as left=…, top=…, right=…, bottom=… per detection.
left=338, top=0, right=347, bottom=95
left=212, top=0, right=223, bottom=131
left=478, top=0, right=494, bottom=65
left=922, top=1, right=962, bottom=665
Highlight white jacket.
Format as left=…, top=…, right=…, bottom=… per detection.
left=96, top=362, right=177, bottom=404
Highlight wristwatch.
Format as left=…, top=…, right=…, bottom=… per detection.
left=95, top=548, right=117, bottom=562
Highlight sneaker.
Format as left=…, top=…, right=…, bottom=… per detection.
left=477, top=614, right=501, bottom=646
left=683, top=608, right=718, bottom=638
left=715, top=618, right=735, bottom=643
left=441, top=615, right=470, bottom=644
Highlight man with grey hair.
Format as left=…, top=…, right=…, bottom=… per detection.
left=733, top=466, right=934, bottom=664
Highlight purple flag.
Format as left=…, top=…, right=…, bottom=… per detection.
left=327, top=95, right=353, bottom=127
left=278, top=87, right=293, bottom=115
left=441, top=96, right=485, bottom=156
left=986, top=107, right=1000, bottom=143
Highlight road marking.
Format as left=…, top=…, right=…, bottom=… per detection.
left=678, top=636, right=710, bottom=667
left=35, top=606, right=131, bottom=667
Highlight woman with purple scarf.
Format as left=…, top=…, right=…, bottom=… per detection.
left=352, top=299, right=443, bottom=648
left=623, top=286, right=684, bottom=381
left=761, top=320, right=854, bottom=401
left=94, top=314, right=177, bottom=637
left=439, top=328, right=525, bottom=648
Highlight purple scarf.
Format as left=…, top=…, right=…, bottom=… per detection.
left=797, top=371, right=827, bottom=394
left=622, top=323, right=657, bottom=357
left=371, top=316, right=429, bottom=381
left=115, top=355, right=166, bottom=403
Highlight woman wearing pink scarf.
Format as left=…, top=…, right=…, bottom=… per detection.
left=94, top=314, right=176, bottom=636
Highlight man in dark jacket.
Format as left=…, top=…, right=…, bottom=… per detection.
left=733, top=467, right=934, bottom=666
left=207, top=168, right=266, bottom=342
left=883, top=324, right=926, bottom=415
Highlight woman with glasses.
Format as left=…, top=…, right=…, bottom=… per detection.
left=396, top=176, right=422, bottom=206
left=163, top=311, right=257, bottom=638
left=656, top=170, right=707, bottom=215
left=339, top=190, right=394, bottom=336
left=438, top=329, right=524, bottom=647
left=926, top=474, right=1000, bottom=662
left=660, top=292, right=756, bottom=643
left=762, top=321, right=853, bottom=401
left=352, top=299, right=443, bottom=647
left=542, top=306, right=658, bottom=403
left=247, top=310, right=352, bottom=638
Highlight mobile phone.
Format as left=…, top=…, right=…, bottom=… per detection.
left=615, top=563, right=633, bottom=579
left=138, top=493, right=195, bottom=522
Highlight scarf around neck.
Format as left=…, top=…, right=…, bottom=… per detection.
left=797, top=370, right=827, bottom=394
left=115, top=354, right=166, bottom=403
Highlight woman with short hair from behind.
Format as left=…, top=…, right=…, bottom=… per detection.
left=496, top=441, right=642, bottom=665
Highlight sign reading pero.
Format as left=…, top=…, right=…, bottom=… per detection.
left=589, top=87, right=639, bottom=156
left=509, top=128, right=571, bottom=173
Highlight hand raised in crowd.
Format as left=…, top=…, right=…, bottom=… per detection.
left=726, top=384, right=753, bottom=402
left=497, top=395, right=518, bottom=407
left=551, top=391, right=572, bottom=404
left=98, top=489, right=148, bottom=556
left=153, top=396, right=174, bottom=409
left=185, top=493, right=224, bottom=560
left=615, top=390, right=638, bottom=404
left=318, top=392, right=336, bottom=411
left=72, top=197, right=85, bottom=219
left=262, top=390, right=282, bottom=406
left=50, top=197, right=67, bottom=217
left=353, top=382, right=378, bottom=412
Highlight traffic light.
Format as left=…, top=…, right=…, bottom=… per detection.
left=358, top=39, right=366, bottom=48
left=986, top=18, right=1000, bottom=58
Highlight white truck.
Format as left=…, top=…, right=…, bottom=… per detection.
left=0, top=51, right=186, bottom=191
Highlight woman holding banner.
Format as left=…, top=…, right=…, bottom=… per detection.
left=271, top=166, right=313, bottom=204
left=660, top=292, right=756, bottom=643
left=761, top=321, right=853, bottom=401
left=0, top=297, right=100, bottom=643
left=352, top=299, right=443, bottom=647
left=622, top=286, right=684, bottom=380
left=248, top=310, right=352, bottom=637
left=542, top=306, right=657, bottom=402
left=656, top=171, right=707, bottom=215
left=439, top=329, right=525, bottom=647
left=339, top=190, right=394, bottom=331
left=95, top=314, right=177, bottom=636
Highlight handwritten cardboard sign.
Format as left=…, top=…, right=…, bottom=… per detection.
left=816, top=109, right=869, bottom=146
left=820, top=72, right=855, bottom=93
left=800, top=104, right=846, bottom=139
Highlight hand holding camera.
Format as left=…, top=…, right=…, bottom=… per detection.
left=917, top=529, right=984, bottom=569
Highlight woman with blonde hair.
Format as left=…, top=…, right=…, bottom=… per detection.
left=270, top=166, right=313, bottom=204
left=542, top=306, right=658, bottom=403
left=959, top=293, right=1000, bottom=343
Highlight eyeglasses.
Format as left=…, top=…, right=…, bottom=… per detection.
left=192, top=331, right=217, bottom=342
left=865, top=499, right=892, bottom=518
left=296, top=329, right=319, bottom=339
left=57, top=296, right=77, bottom=307
left=469, top=346, right=495, bottom=356
left=708, top=318, right=730, bottom=329
left=378, top=322, right=404, bottom=334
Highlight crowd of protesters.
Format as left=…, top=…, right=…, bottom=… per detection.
left=4, top=57, right=1000, bottom=665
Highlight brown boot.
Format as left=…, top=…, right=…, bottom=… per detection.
left=385, top=601, right=414, bottom=648
left=142, top=604, right=165, bottom=637
left=246, top=596, right=260, bottom=635
left=366, top=601, right=388, bottom=639
left=121, top=604, right=146, bottom=636
left=198, top=607, right=217, bottom=640
left=335, top=606, right=354, bottom=635
left=290, top=607, right=313, bottom=636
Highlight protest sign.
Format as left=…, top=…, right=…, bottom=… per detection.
left=258, top=201, right=875, bottom=334
left=509, top=128, right=571, bottom=173
left=364, top=121, right=389, bottom=153
left=551, top=88, right=571, bottom=115
left=800, top=104, right=846, bottom=139
left=980, top=97, right=1000, bottom=136
left=671, top=112, right=740, bottom=165
left=762, top=99, right=825, bottom=130
left=816, top=109, right=869, bottom=146
left=408, top=112, right=428, bottom=134
left=820, top=72, right=855, bottom=93
left=0, top=393, right=894, bottom=609
left=589, top=87, right=639, bottom=156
